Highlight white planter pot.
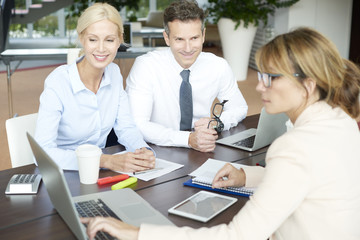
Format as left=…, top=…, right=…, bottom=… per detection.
left=218, top=18, right=257, bottom=81
left=130, top=22, right=143, bottom=47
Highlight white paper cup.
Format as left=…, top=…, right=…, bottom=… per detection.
left=75, top=144, right=102, bottom=184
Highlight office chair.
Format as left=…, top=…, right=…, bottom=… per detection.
left=5, top=113, right=38, bottom=168
left=143, top=11, right=164, bottom=28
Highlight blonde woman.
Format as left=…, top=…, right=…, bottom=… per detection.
left=82, top=27, right=360, bottom=240
left=35, top=3, right=155, bottom=172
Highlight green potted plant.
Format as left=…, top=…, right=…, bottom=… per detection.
left=206, top=0, right=299, bottom=80
left=127, top=10, right=138, bottom=22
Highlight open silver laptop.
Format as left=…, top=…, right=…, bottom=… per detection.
left=27, top=133, right=173, bottom=240
left=216, top=108, right=288, bottom=151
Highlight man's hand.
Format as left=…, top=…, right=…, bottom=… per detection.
left=188, top=127, right=218, bottom=152
left=194, top=117, right=216, bottom=131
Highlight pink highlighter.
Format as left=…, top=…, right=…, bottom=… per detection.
left=97, top=174, right=129, bottom=185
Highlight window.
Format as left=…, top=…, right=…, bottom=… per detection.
left=135, top=0, right=174, bottom=18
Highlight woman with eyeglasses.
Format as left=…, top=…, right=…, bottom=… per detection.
left=81, top=27, right=360, bottom=240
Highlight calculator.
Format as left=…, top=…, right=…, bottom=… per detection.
left=5, top=174, right=42, bottom=195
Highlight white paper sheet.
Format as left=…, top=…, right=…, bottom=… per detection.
left=114, top=153, right=183, bottom=181
left=189, top=158, right=249, bottom=179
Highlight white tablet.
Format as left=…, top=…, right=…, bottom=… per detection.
left=168, top=190, right=237, bottom=222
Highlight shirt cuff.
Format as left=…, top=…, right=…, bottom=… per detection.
left=167, top=130, right=191, bottom=148
left=172, top=131, right=191, bottom=148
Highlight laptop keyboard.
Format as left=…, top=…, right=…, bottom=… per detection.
left=75, top=199, right=120, bottom=240
left=232, top=135, right=255, bottom=148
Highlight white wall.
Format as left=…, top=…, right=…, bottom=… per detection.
left=274, top=0, right=353, bottom=58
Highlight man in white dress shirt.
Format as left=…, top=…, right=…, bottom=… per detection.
left=126, top=0, right=248, bottom=152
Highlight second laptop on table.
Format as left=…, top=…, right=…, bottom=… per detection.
left=216, top=108, right=288, bottom=151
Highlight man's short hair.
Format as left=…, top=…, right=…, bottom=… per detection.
left=163, top=0, right=206, bottom=36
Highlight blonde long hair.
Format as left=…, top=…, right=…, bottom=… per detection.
left=256, top=27, right=360, bottom=118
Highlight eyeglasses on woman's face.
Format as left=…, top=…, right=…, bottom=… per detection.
left=257, top=72, right=300, bottom=88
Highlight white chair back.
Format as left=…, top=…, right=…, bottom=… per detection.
left=5, top=113, right=38, bottom=168
left=67, top=48, right=81, bottom=65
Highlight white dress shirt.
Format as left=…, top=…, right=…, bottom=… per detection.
left=138, top=101, right=360, bottom=240
left=35, top=59, right=149, bottom=170
left=126, top=48, right=248, bottom=147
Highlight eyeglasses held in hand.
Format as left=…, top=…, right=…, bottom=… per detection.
left=257, top=72, right=300, bottom=88
left=208, top=100, right=228, bottom=134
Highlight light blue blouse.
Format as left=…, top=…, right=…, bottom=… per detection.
left=35, top=59, right=149, bottom=170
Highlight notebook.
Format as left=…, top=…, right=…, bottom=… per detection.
left=185, top=158, right=256, bottom=197
left=27, top=133, right=174, bottom=240
left=216, top=108, right=288, bottom=151
left=184, top=178, right=254, bottom=197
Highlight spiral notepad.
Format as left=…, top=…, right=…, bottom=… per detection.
left=185, top=158, right=258, bottom=197
left=192, top=176, right=255, bottom=196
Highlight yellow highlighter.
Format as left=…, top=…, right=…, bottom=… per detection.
left=111, top=177, right=137, bottom=190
